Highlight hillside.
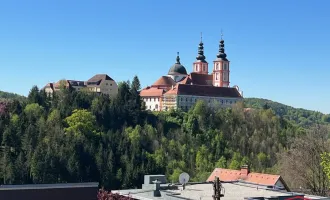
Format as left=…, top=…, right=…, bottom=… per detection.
left=0, top=90, right=26, bottom=101
left=244, top=98, right=330, bottom=127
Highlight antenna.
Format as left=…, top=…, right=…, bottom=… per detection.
left=200, top=32, right=203, bottom=42
left=179, top=172, right=190, bottom=190
left=221, top=29, right=223, bottom=40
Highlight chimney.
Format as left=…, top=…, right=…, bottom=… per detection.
left=241, top=165, right=250, bottom=177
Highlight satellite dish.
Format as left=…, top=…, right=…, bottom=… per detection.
left=179, top=172, right=190, bottom=184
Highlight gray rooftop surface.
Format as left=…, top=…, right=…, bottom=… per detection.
left=113, top=182, right=329, bottom=200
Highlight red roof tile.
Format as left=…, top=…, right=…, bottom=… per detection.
left=207, top=168, right=282, bottom=186
left=164, top=84, right=242, bottom=98
left=179, top=73, right=213, bottom=86
left=140, top=87, right=165, bottom=97
left=152, top=76, right=176, bottom=87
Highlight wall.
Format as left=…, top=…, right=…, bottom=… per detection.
left=177, top=95, right=242, bottom=111
left=99, top=80, right=118, bottom=97
left=162, top=95, right=177, bottom=111
left=44, top=87, right=54, bottom=95
left=142, top=97, right=161, bottom=111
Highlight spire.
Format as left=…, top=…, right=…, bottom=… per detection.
left=176, top=52, right=181, bottom=64
left=217, top=31, right=227, bottom=60
left=196, top=32, right=206, bottom=61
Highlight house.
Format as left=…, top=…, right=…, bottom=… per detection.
left=43, top=74, right=118, bottom=98
left=140, top=35, right=243, bottom=112
left=207, top=165, right=290, bottom=192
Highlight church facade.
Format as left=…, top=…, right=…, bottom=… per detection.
left=140, top=36, right=243, bottom=111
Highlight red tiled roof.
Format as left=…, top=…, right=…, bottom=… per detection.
left=140, top=87, right=165, bottom=97
left=207, top=168, right=282, bottom=186
left=164, top=84, right=242, bottom=98
left=152, top=76, right=176, bottom=87
left=179, top=73, right=213, bottom=86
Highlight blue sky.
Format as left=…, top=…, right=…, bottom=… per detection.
left=0, top=0, right=329, bottom=113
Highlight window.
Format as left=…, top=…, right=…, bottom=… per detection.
left=203, top=65, right=206, bottom=71
left=155, top=104, right=158, bottom=109
left=216, top=73, right=219, bottom=80
left=186, top=98, right=188, bottom=102
left=195, top=64, right=198, bottom=71
left=223, top=63, right=227, bottom=70
left=110, top=84, right=112, bottom=86
left=223, top=72, right=227, bottom=81
left=216, top=63, right=219, bottom=70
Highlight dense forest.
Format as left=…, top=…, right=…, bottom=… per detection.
left=0, top=90, right=26, bottom=102
left=244, top=98, right=330, bottom=127
left=0, top=77, right=330, bottom=196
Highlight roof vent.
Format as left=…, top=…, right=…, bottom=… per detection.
left=152, top=179, right=161, bottom=197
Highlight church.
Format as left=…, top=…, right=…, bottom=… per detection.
left=140, top=35, right=243, bottom=111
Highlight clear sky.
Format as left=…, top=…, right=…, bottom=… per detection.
left=0, top=0, right=329, bottom=113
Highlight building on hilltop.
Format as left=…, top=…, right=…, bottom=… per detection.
left=140, top=34, right=243, bottom=111
left=43, top=74, right=118, bottom=97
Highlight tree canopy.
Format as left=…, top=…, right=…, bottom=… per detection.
left=0, top=77, right=329, bottom=197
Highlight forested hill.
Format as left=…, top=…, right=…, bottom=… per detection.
left=0, top=90, right=26, bottom=101
left=1, top=78, right=330, bottom=196
left=244, top=98, right=330, bottom=127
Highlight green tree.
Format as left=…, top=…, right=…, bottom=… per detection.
left=64, top=109, right=99, bottom=136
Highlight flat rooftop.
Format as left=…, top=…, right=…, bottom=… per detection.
left=0, top=182, right=99, bottom=190
left=113, top=182, right=329, bottom=200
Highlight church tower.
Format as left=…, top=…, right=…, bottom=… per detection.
left=213, top=34, right=230, bottom=87
left=193, top=33, right=208, bottom=74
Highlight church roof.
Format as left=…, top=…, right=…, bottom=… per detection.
left=168, top=52, right=187, bottom=75
left=180, top=73, right=213, bottom=86
left=164, top=84, right=242, bottom=98
left=152, top=76, right=176, bottom=87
